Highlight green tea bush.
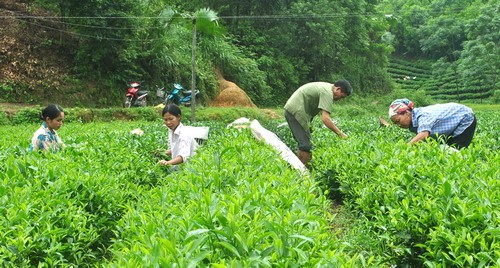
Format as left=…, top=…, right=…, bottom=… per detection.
left=11, top=107, right=42, bottom=125
left=106, top=125, right=369, bottom=267
left=191, top=107, right=272, bottom=124
left=1, top=108, right=497, bottom=267
left=388, top=88, right=434, bottom=107
left=63, top=107, right=95, bottom=123
left=6, top=106, right=277, bottom=125
left=312, top=111, right=499, bottom=267
left=130, top=107, right=161, bottom=122
left=0, top=112, right=9, bottom=125
left=1, top=149, right=111, bottom=266
left=0, top=121, right=163, bottom=266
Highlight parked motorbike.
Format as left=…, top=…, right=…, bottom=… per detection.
left=156, top=83, right=199, bottom=106
left=124, top=82, right=149, bottom=108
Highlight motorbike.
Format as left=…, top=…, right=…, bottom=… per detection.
left=156, top=83, right=199, bottom=106
left=124, top=82, right=149, bottom=108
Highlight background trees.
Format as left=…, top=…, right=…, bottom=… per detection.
left=2, top=0, right=498, bottom=106
left=381, top=0, right=498, bottom=102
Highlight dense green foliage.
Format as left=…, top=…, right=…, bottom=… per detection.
left=1, top=122, right=161, bottom=266
left=388, top=57, right=499, bottom=103
left=0, top=119, right=362, bottom=266
left=311, top=110, right=499, bottom=266
left=0, top=106, right=274, bottom=125
left=6, top=0, right=395, bottom=106
left=1, top=104, right=498, bottom=266
left=1, top=0, right=497, bottom=106
left=381, top=0, right=499, bottom=102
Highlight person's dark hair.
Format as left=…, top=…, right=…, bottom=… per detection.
left=334, top=79, right=353, bottom=96
left=162, top=104, right=182, bottom=117
left=40, top=104, right=64, bottom=121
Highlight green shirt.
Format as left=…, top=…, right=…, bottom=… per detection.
left=284, top=82, right=334, bottom=131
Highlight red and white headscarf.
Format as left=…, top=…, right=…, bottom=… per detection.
left=389, top=99, right=414, bottom=118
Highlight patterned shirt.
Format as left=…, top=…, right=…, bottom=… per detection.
left=29, top=122, right=64, bottom=152
left=284, top=82, right=334, bottom=131
left=410, top=103, right=474, bottom=137
left=168, top=122, right=198, bottom=169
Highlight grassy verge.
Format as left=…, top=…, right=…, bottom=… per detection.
left=1, top=100, right=498, bottom=126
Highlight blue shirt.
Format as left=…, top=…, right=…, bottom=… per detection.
left=29, top=122, right=64, bottom=152
left=410, top=103, right=474, bottom=137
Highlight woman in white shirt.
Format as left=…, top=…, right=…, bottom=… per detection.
left=157, top=104, right=198, bottom=169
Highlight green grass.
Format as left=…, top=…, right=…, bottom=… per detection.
left=2, top=99, right=499, bottom=126
left=463, top=103, right=500, bottom=111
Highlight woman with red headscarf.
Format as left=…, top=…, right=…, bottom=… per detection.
left=388, top=99, right=477, bottom=149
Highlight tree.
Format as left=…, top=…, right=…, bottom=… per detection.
left=162, top=7, right=225, bottom=122
left=458, top=2, right=499, bottom=99
left=59, top=0, right=140, bottom=77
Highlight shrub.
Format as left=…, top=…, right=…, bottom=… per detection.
left=312, top=112, right=499, bottom=267
left=64, top=108, right=95, bottom=123
left=11, top=107, right=41, bottom=125
left=0, top=112, right=10, bottom=125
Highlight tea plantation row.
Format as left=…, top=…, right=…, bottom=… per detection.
left=0, top=110, right=498, bottom=267
left=1, top=119, right=363, bottom=267
left=310, top=111, right=499, bottom=267
left=388, top=58, right=498, bottom=103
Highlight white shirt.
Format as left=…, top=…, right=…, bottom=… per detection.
left=168, top=123, right=198, bottom=167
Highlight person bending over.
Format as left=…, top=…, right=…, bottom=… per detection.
left=284, top=80, right=352, bottom=167
left=389, top=99, right=476, bottom=149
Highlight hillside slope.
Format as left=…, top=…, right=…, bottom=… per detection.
left=388, top=57, right=498, bottom=103
left=0, top=0, right=82, bottom=105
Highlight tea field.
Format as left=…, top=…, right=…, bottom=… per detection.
left=0, top=109, right=498, bottom=267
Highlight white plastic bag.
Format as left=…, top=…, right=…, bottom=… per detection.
left=249, top=119, right=308, bottom=175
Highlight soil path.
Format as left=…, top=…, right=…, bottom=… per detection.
left=0, top=103, right=36, bottom=113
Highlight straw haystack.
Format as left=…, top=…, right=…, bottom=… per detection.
left=210, top=70, right=256, bottom=108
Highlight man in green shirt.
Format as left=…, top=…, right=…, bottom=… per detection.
left=284, top=80, right=352, bottom=167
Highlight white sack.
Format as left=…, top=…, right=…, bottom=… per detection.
left=440, top=144, right=460, bottom=153
left=226, top=117, right=251, bottom=129
left=184, top=126, right=210, bottom=140
left=249, top=119, right=308, bottom=175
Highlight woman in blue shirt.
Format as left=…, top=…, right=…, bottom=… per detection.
left=30, top=104, right=65, bottom=152
left=389, top=99, right=476, bottom=149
